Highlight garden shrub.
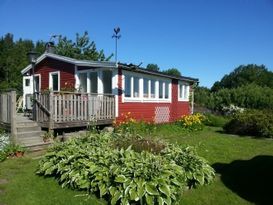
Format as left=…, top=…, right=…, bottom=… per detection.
left=176, top=113, right=206, bottom=131
left=224, top=109, right=273, bottom=138
left=37, top=132, right=215, bottom=204
left=114, top=112, right=156, bottom=135
left=203, top=114, right=230, bottom=127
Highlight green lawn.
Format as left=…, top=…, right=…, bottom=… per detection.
left=1, top=126, right=273, bottom=205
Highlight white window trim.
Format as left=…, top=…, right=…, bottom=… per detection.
left=122, top=70, right=172, bottom=103
left=178, top=81, right=190, bottom=101
left=34, top=74, right=41, bottom=92
left=49, top=71, right=60, bottom=92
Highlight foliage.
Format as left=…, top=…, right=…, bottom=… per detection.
left=113, top=134, right=166, bottom=154
left=0, top=143, right=26, bottom=162
left=221, top=104, right=244, bottom=116
left=203, top=114, right=230, bottom=128
left=195, top=84, right=273, bottom=111
left=162, top=68, right=181, bottom=77
left=224, top=109, right=273, bottom=138
left=0, top=128, right=10, bottom=151
left=55, top=31, right=113, bottom=61
left=146, top=64, right=160, bottom=72
left=42, top=131, right=54, bottom=142
left=176, top=113, right=206, bottom=131
left=36, top=132, right=215, bottom=204
left=114, top=112, right=156, bottom=135
left=211, top=64, right=273, bottom=92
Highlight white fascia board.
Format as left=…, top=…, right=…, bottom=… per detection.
left=21, top=53, right=117, bottom=74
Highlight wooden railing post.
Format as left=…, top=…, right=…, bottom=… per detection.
left=48, top=91, right=54, bottom=131
left=10, top=91, right=17, bottom=143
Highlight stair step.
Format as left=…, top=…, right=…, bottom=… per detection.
left=25, top=142, right=52, bottom=152
left=17, top=131, right=45, bottom=139
left=16, top=121, right=39, bottom=127
left=17, top=126, right=41, bottom=132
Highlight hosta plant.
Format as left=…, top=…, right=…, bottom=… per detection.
left=37, top=132, right=215, bottom=204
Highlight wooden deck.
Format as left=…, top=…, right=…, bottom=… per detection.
left=33, top=91, right=115, bottom=129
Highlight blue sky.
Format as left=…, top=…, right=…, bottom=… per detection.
left=1, top=0, right=273, bottom=87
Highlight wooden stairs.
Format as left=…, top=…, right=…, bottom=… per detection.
left=15, top=114, right=52, bottom=151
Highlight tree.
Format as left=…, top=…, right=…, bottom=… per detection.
left=211, top=64, right=273, bottom=92
left=55, top=31, right=113, bottom=61
left=146, top=63, right=160, bottom=72
left=162, top=68, right=181, bottom=77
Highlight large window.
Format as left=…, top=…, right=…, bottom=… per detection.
left=125, top=75, right=131, bottom=97
left=49, top=72, right=60, bottom=92
left=79, top=72, right=87, bottom=92
left=102, top=70, right=112, bottom=94
left=143, top=78, right=149, bottom=98
left=123, top=72, right=171, bottom=102
left=178, top=82, right=190, bottom=101
left=90, top=72, right=98, bottom=93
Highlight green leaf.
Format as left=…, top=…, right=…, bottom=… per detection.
left=111, top=191, right=122, bottom=205
left=145, top=182, right=159, bottom=195
left=158, top=196, right=164, bottom=205
left=115, top=175, right=127, bottom=183
left=129, top=187, right=139, bottom=201
left=163, top=196, right=172, bottom=205
left=145, top=193, right=154, bottom=205
left=159, top=184, right=171, bottom=197
left=99, top=183, right=107, bottom=198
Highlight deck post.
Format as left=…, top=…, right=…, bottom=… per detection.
left=10, top=91, right=17, bottom=143
left=48, top=91, right=54, bottom=131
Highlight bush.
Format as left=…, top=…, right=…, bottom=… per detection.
left=176, top=113, right=206, bottom=131
left=114, top=112, right=156, bottom=135
left=224, top=109, right=273, bottom=138
left=37, top=132, right=215, bottom=204
left=203, top=114, right=230, bottom=127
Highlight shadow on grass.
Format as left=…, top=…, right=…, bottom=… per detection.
left=213, top=156, right=273, bottom=205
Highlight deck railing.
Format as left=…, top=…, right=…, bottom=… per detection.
left=34, top=91, right=115, bottom=129
left=0, top=91, right=17, bottom=141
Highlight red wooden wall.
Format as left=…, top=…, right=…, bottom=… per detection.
left=33, top=58, right=75, bottom=91
left=117, top=67, right=190, bottom=123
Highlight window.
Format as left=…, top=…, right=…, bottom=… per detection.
left=78, top=72, right=87, bottom=92
left=178, top=82, right=190, bottom=101
left=90, top=72, right=98, bottom=93
left=123, top=71, right=171, bottom=102
left=125, top=75, right=131, bottom=97
left=165, top=83, right=169, bottom=98
left=159, top=81, right=163, bottom=99
left=49, top=72, right=60, bottom=92
left=143, top=78, right=149, bottom=98
left=133, top=76, right=139, bottom=97
left=25, top=79, right=30, bottom=87
left=150, top=79, right=155, bottom=98
left=102, top=70, right=112, bottom=94
left=34, top=75, right=40, bottom=92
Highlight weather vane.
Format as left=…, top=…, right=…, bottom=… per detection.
left=112, top=27, right=121, bottom=62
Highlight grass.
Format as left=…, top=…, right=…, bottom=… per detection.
left=1, top=126, right=273, bottom=205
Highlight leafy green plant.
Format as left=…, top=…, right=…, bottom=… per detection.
left=203, top=114, right=230, bottom=127
left=176, top=113, right=206, bottom=131
left=37, top=132, right=215, bottom=204
left=224, top=109, right=273, bottom=138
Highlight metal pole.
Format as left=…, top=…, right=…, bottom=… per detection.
left=32, top=62, right=35, bottom=119
left=115, top=37, right=118, bottom=62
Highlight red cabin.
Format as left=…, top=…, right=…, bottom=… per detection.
left=21, top=53, right=198, bottom=128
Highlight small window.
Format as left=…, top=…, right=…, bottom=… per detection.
left=133, top=76, right=139, bottom=97
left=150, top=79, right=155, bottom=98
left=125, top=75, right=131, bottom=97
left=25, top=79, right=30, bottom=87
left=50, top=72, right=60, bottom=92
left=143, top=78, right=149, bottom=98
